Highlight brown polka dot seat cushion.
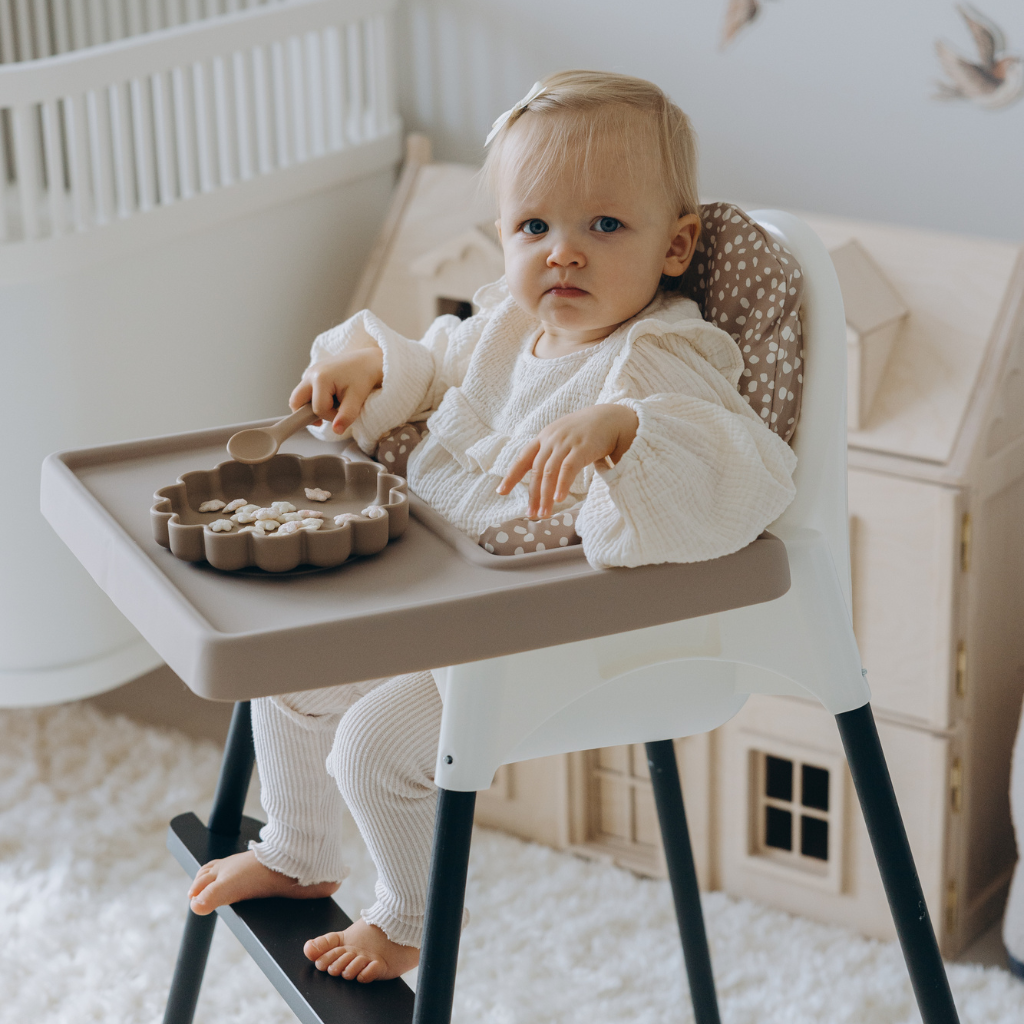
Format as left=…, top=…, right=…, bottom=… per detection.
left=679, top=202, right=804, bottom=442
left=373, top=202, right=805, bottom=554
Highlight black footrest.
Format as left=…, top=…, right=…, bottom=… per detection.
left=167, top=812, right=415, bottom=1024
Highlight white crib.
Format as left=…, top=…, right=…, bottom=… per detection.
left=0, top=0, right=401, bottom=705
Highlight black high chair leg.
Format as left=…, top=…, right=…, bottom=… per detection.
left=163, top=702, right=255, bottom=1024
left=413, top=788, right=477, bottom=1024
left=836, top=703, right=961, bottom=1024
left=647, top=739, right=721, bottom=1024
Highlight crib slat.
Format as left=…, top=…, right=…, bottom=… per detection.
left=250, top=43, right=272, bottom=174
left=0, top=112, right=9, bottom=241
left=86, top=0, right=103, bottom=46
left=269, top=39, right=289, bottom=167
left=10, top=104, right=41, bottom=240
left=287, top=34, right=306, bottom=162
left=52, top=0, right=72, bottom=53
left=231, top=49, right=253, bottom=180
left=14, top=0, right=33, bottom=60
left=211, top=55, right=233, bottom=186
left=41, top=99, right=66, bottom=235
left=151, top=71, right=174, bottom=204
left=106, top=0, right=124, bottom=41
left=64, top=93, right=91, bottom=229
left=323, top=25, right=343, bottom=152
left=373, top=13, right=393, bottom=136
left=125, top=0, right=142, bottom=39
left=344, top=21, right=362, bottom=146
left=364, top=16, right=382, bottom=139
left=191, top=60, right=215, bottom=192
left=145, top=0, right=160, bottom=33
left=0, top=0, right=17, bottom=63
left=31, top=0, right=51, bottom=57
left=302, top=31, right=323, bottom=158
left=107, top=83, right=132, bottom=217
left=67, top=0, right=86, bottom=49
left=171, top=64, right=195, bottom=198
left=85, top=88, right=112, bottom=223
left=129, top=76, right=155, bottom=210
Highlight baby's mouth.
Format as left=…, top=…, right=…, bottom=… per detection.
left=547, top=286, right=588, bottom=298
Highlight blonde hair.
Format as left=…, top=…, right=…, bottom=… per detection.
left=483, top=70, right=700, bottom=226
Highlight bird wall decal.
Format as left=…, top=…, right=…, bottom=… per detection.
left=721, top=0, right=763, bottom=49
left=934, top=4, right=1023, bottom=109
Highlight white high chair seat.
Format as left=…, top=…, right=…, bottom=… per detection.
left=431, top=210, right=867, bottom=794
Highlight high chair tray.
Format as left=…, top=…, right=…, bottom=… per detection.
left=41, top=420, right=791, bottom=702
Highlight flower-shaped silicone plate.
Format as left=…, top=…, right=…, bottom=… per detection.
left=152, top=454, right=408, bottom=573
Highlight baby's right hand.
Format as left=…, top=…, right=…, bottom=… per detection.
left=289, top=346, right=384, bottom=435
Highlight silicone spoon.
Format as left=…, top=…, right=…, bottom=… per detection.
left=227, top=404, right=320, bottom=464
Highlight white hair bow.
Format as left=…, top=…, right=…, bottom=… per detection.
left=485, top=81, right=547, bottom=145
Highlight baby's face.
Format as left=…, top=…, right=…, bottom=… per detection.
left=496, top=127, right=698, bottom=344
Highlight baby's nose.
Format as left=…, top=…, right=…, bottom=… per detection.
left=546, top=242, right=585, bottom=268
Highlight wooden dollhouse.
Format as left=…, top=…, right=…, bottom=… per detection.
left=349, top=136, right=1024, bottom=958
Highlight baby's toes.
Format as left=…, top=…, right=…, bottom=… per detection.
left=328, top=950, right=360, bottom=977
left=341, top=954, right=372, bottom=981
left=304, top=932, right=343, bottom=961
left=313, top=947, right=348, bottom=972
left=356, top=958, right=387, bottom=983
left=187, top=866, right=216, bottom=898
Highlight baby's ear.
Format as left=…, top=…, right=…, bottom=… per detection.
left=663, top=213, right=701, bottom=278
left=494, top=218, right=503, bottom=243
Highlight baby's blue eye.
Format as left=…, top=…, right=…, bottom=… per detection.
left=522, top=219, right=548, bottom=235
left=594, top=216, right=621, bottom=233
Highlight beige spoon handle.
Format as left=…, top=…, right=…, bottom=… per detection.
left=268, top=403, right=320, bottom=444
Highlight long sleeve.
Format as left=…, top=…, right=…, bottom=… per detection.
left=575, top=320, right=797, bottom=569
left=305, top=280, right=505, bottom=452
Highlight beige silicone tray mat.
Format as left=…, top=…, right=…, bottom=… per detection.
left=41, top=419, right=790, bottom=701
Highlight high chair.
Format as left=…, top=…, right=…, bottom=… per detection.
left=39, top=211, right=960, bottom=1024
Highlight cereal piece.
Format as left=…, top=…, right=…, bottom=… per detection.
left=254, top=519, right=279, bottom=533
left=254, top=508, right=280, bottom=521
left=304, top=487, right=331, bottom=502
left=209, top=519, right=233, bottom=532
left=223, top=499, right=249, bottom=513
left=334, top=513, right=361, bottom=527
left=296, top=510, right=324, bottom=519
left=198, top=499, right=226, bottom=513
left=271, top=501, right=296, bottom=514
left=231, top=512, right=258, bottom=524
left=238, top=525, right=256, bottom=533
left=300, top=518, right=323, bottom=531
left=277, top=521, right=301, bottom=535
left=279, top=512, right=303, bottom=523
left=361, top=506, right=387, bottom=520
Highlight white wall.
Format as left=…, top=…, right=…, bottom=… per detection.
left=394, top=0, right=1024, bottom=240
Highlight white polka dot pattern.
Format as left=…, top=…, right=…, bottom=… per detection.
left=478, top=511, right=581, bottom=556
left=681, top=203, right=805, bottom=442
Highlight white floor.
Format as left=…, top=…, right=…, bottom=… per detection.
left=3, top=700, right=1023, bottom=1024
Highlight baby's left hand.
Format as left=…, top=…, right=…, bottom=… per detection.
left=497, top=404, right=639, bottom=519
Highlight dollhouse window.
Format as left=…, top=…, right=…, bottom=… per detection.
left=755, top=751, right=834, bottom=874
left=436, top=297, right=474, bottom=319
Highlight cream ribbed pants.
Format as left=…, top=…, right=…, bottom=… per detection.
left=249, top=671, right=443, bottom=948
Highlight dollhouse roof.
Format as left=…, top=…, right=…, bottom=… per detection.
left=407, top=224, right=504, bottom=280
left=830, top=239, right=909, bottom=338
left=801, top=212, right=1023, bottom=471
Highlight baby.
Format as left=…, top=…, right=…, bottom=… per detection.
left=187, top=70, right=797, bottom=983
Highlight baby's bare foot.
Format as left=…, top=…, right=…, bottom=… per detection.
left=304, top=918, right=419, bottom=982
left=187, top=850, right=339, bottom=916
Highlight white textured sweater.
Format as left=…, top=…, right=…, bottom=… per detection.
left=307, top=279, right=797, bottom=569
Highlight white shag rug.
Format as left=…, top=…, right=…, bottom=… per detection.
left=2, top=704, right=1022, bottom=1024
